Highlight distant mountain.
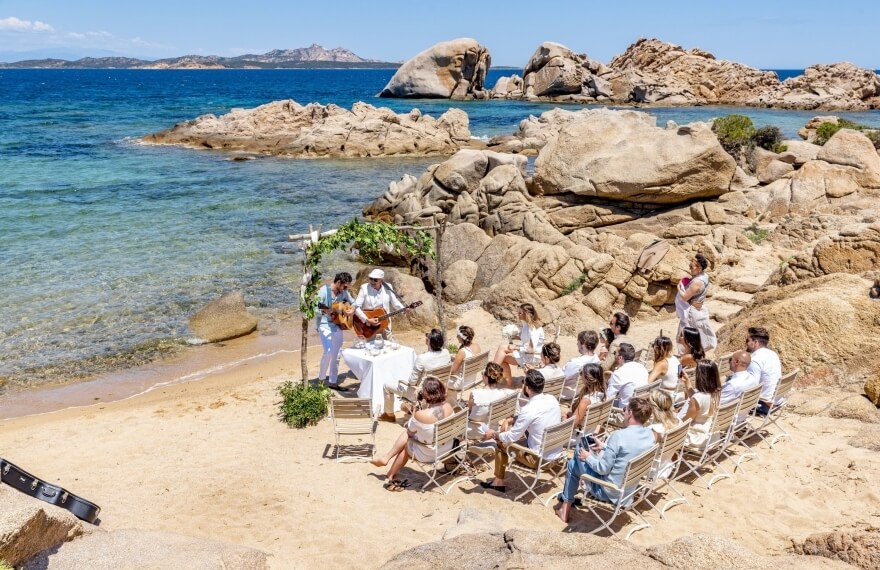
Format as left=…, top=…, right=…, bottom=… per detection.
left=0, top=44, right=399, bottom=69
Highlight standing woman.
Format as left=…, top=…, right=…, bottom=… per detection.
left=493, top=303, right=544, bottom=387
left=675, top=253, right=717, bottom=352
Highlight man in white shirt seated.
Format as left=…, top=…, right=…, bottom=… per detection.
left=379, top=328, right=450, bottom=422
left=480, top=370, right=563, bottom=492
left=562, top=330, right=601, bottom=399
left=606, top=343, right=649, bottom=409
left=745, top=326, right=782, bottom=416
left=719, top=350, right=758, bottom=419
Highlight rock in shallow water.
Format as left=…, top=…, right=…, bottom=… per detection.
left=188, top=291, right=257, bottom=343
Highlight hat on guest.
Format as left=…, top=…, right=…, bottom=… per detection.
left=368, top=268, right=385, bottom=280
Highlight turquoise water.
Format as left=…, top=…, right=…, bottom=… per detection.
left=1, top=68, right=878, bottom=387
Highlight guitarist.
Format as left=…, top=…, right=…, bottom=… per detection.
left=317, top=272, right=356, bottom=391
left=354, top=268, right=406, bottom=340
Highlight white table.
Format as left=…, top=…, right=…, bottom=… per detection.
left=343, top=346, right=416, bottom=415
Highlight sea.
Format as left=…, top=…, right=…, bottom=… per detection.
left=2, top=68, right=879, bottom=391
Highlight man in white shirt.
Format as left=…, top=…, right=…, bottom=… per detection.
left=720, top=350, right=758, bottom=420
left=562, top=330, right=601, bottom=398
left=606, top=343, right=649, bottom=409
left=745, top=326, right=782, bottom=415
left=354, top=268, right=405, bottom=339
left=480, top=370, right=562, bottom=492
left=379, top=329, right=450, bottom=422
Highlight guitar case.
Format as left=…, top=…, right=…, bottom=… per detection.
left=1, top=457, right=101, bottom=524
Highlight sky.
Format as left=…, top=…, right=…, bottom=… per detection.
left=1, top=0, right=879, bottom=69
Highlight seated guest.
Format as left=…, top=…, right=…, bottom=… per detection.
left=480, top=370, right=562, bottom=492
left=598, top=312, right=637, bottom=367
left=719, top=350, right=758, bottom=410
left=606, top=343, right=649, bottom=410
left=449, top=325, right=481, bottom=379
left=567, top=363, right=607, bottom=428
left=562, top=330, right=601, bottom=400
left=380, top=328, right=450, bottom=422
left=555, top=396, right=655, bottom=522
left=648, top=335, right=681, bottom=395
left=494, top=303, right=545, bottom=387
left=745, top=326, right=782, bottom=415
left=466, top=362, right=514, bottom=438
left=528, top=342, right=564, bottom=380
left=371, top=377, right=455, bottom=491
left=678, top=326, right=705, bottom=369
left=681, top=360, right=722, bottom=447
left=647, top=390, right=682, bottom=480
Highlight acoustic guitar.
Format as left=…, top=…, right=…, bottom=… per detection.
left=352, top=301, right=423, bottom=340
left=317, top=301, right=354, bottom=330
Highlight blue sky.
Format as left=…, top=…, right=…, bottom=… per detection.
left=1, top=0, right=878, bottom=68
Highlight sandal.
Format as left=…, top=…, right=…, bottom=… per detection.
left=383, top=479, right=410, bottom=492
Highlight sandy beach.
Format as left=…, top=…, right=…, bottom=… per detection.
left=2, top=307, right=878, bottom=568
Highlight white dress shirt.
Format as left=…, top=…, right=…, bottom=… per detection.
left=499, top=392, right=562, bottom=459
left=748, top=347, right=782, bottom=403
left=354, top=282, right=405, bottom=322
left=607, top=361, right=649, bottom=408
left=719, top=369, right=759, bottom=406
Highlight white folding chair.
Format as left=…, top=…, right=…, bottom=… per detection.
left=728, top=384, right=764, bottom=471
left=578, top=444, right=660, bottom=539
left=505, top=417, right=577, bottom=506
left=466, top=392, right=518, bottom=471
left=404, top=363, right=453, bottom=407
left=715, top=352, right=734, bottom=379
left=409, top=408, right=470, bottom=494
left=642, top=420, right=691, bottom=518
left=750, top=369, right=799, bottom=449
left=608, top=380, right=661, bottom=428
left=676, top=398, right=741, bottom=489
left=330, top=397, right=377, bottom=463
left=447, top=351, right=489, bottom=406
left=572, top=398, right=613, bottom=446
left=542, top=374, right=566, bottom=402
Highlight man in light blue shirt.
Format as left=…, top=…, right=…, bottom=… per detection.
left=555, top=396, right=655, bottom=523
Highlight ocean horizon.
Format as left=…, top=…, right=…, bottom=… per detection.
left=2, top=68, right=879, bottom=391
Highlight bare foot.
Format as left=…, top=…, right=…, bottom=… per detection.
left=370, top=457, right=388, bottom=467
left=555, top=502, right=570, bottom=523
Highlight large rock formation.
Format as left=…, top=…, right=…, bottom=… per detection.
left=380, top=38, right=491, bottom=100
left=756, top=63, right=880, bottom=110
left=793, top=529, right=880, bottom=570
left=188, top=291, right=258, bottom=343
left=717, top=274, right=880, bottom=376
left=143, top=100, right=471, bottom=158
left=529, top=109, right=737, bottom=204
left=774, top=221, right=880, bottom=285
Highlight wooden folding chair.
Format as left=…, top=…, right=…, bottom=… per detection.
left=409, top=408, right=470, bottom=494
left=542, top=374, right=566, bottom=402
left=750, top=369, right=799, bottom=449
left=447, top=351, right=489, bottom=406
left=676, top=398, right=741, bottom=489
left=572, top=399, right=613, bottom=446
left=505, top=417, right=576, bottom=506
left=642, top=420, right=691, bottom=518
left=403, top=362, right=453, bottom=408
left=466, top=392, right=518, bottom=470
left=715, top=352, right=734, bottom=379
left=728, top=384, right=764, bottom=472
left=608, top=380, right=661, bottom=428
left=578, top=444, right=659, bottom=539
left=330, top=397, right=376, bottom=463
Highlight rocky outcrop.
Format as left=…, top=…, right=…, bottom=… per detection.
left=717, top=274, right=880, bottom=376
left=774, top=222, right=880, bottom=285
left=793, top=529, right=880, bottom=570
left=381, top=529, right=851, bottom=569
left=23, top=528, right=269, bottom=570
left=529, top=109, right=737, bottom=204
left=353, top=268, right=437, bottom=333
left=756, top=63, right=880, bottom=110
left=189, top=291, right=258, bottom=343
left=380, top=38, right=491, bottom=100
left=865, top=376, right=880, bottom=406
left=0, top=486, right=95, bottom=567
left=143, top=100, right=471, bottom=158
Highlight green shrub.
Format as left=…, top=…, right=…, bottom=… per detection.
left=814, top=118, right=879, bottom=146
left=771, top=142, right=788, bottom=154
left=277, top=381, right=331, bottom=428
left=745, top=223, right=770, bottom=244
left=866, top=130, right=880, bottom=150
left=752, top=125, right=784, bottom=151
left=712, top=114, right=756, bottom=156
left=561, top=272, right=589, bottom=296
left=814, top=121, right=843, bottom=146
left=447, top=342, right=459, bottom=354
left=0, top=560, right=14, bottom=570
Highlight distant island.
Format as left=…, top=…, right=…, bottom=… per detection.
left=0, top=44, right=401, bottom=69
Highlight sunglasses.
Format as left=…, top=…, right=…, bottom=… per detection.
left=369, top=278, right=380, bottom=282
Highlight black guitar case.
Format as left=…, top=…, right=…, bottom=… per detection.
left=1, top=457, right=101, bottom=524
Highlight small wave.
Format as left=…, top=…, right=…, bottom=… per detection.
left=185, top=337, right=209, bottom=346
left=470, top=134, right=491, bottom=142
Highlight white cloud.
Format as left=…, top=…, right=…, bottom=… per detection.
left=0, top=16, right=54, bottom=32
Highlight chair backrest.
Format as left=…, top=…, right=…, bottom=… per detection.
left=711, top=398, right=741, bottom=440
left=543, top=375, right=566, bottom=401
left=620, top=444, right=659, bottom=492
left=538, top=417, right=576, bottom=458
left=484, top=392, right=518, bottom=432
left=580, top=398, right=613, bottom=435
left=715, top=352, right=734, bottom=378
left=738, top=384, right=763, bottom=418
left=330, top=398, right=374, bottom=432
left=773, top=369, right=799, bottom=402
left=461, top=351, right=489, bottom=379
left=433, top=408, right=469, bottom=449
left=602, top=351, right=617, bottom=372
left=631, top=379, right=662, bottom=400
left=425, top=362, right=453, bottom=385
left=657, top=419, right=691, bottom=465
left=635, top=348, right=651, bottom=366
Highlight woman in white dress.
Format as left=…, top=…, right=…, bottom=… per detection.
left=493, top=303, right=544, bottom=387
left=466, top=362, right=514, bottom=438
left=681, top=360, right=722, bottom=447
left=371, top=377, right=454, bottom=491
left=648, top=335, right=682, bottom=398
left=675, top=253, right=717, bottom=352
left=449, top=325, right=481, bottom=385
left=647, top=390, right=683, bottom=479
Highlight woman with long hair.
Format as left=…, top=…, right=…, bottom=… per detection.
left=371, top=376, right=455, bottom=491
left=567, top=362, right=606, bottom=428
left=648, top=335, right=681, bottom=394
left=493, top=303, right=544, bottom=387
left=678, top=326, right=705, bottom=369
left=466, top=362, right=514, bottom=438
left=681, top=360, right=722, bottom=447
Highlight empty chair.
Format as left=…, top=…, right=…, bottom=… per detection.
left=750, top=369, right=799, bottom=449
left=505, top=417, right=576, bottom=506
left=728, top=384, right=764, bottom=471
left=330, top=397, right=377, bottom=462
left=447, top=351, right=489, bottom=406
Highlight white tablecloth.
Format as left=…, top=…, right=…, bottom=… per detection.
left=343, top=346, right=416, bottom=415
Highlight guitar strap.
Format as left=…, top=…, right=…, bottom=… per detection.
left=381, top=282, right=406, bottom=332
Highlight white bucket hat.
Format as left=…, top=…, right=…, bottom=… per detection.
left=368, top=268, right=385, bottom=280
